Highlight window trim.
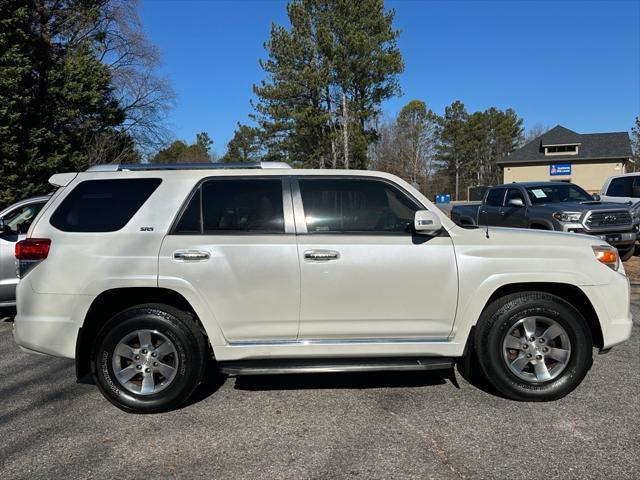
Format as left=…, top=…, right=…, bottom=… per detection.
left=292, top=175, right=427, bottom=236
left=169, top=176, right=294, bottom=236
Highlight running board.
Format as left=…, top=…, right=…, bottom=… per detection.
left=218, top=357, right=455, bottom=376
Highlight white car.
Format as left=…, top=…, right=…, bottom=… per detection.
left=13, top=163, right=633, bottom=413
left=600, top=172, right=640, bottom=205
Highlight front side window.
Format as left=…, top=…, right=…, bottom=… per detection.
left=505, top=188, right=525, bottom=205
left=175, top=178, right=284, bottom=234
left=298, top=178, right=421, bottom=234
left=50, top=179, right=161, bottom=232
left=2, top=202, right=45, bottom=234
left=606, top=177, right=638, bottom=197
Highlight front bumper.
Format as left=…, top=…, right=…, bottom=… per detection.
left=581, top=272, right=633, bottom=350
left=560, top=224, right=636, bottom=248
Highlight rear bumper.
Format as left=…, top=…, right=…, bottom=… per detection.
left=581, top=273, right=633, bottom=350
left=13, top=280, right=89, bottom=359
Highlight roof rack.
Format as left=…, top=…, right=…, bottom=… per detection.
left=86, top=162, right=291, bottom=172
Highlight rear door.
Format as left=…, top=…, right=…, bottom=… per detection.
left=499, top=188, right=528, bottom=228
left=294, top=176, right=457, bottom=340
left=479, top=188, right=506, bottom=226
left=158, top=177, right=300, bottom=343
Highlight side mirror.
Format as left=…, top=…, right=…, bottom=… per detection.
left=414, top=210, right=442, bottom=235
left=507, top=198, right=525, bottom=207
left=592, top=194, right=601, bottom=201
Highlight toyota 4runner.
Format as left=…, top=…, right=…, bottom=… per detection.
left=13, top=163, right=633, bottom=413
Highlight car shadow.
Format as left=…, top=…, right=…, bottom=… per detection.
left=183, top=362, right=511, bottom=408
left=231, top=368, right=459, bottom=392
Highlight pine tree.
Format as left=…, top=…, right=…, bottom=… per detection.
left=221, top=124, right=263, bottom=163
left=437, top=101, right=470, bottom=200
left=252, top=0, right=403, bottom=169
left=631, top=117, right=640, bottom=172
left=0, top=1, right=127, bottom=206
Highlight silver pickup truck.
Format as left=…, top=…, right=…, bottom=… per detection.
left=450, top=182, right=637, bottom=260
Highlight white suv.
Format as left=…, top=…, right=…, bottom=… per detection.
left=13, top=162, right=633, bottom=413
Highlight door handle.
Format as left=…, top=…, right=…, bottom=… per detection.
left=304, top=249, right=340, bottom=261
left=173, top=250, right=210, bottom=262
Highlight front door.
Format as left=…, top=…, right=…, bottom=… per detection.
left=294, top=176, right=458, bottom=340
left=159, top=177, right=300, bottom=342
left=0, top=201, right=46, bottom=303
left=499, top=188, right=528, bottom=228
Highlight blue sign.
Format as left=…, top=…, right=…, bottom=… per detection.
left=435, top=194, right=451, bottom=204
left=550, top=163, right=572, bottom=176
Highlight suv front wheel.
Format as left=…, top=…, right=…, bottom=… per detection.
left=92, top=304, right=207, bottom=413
left=474, top=292, right=593, bottom=401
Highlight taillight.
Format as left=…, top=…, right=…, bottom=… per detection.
left=15, top=238, right=51, bottom=278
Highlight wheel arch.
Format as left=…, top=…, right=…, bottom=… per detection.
left=478, top=282, right=603, bottom=349
left=75, top=287, right=212, bottom=380
left=529, top=220, right=554, bottom=230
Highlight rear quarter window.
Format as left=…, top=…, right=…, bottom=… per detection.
left=50, top=178, right=162, bottom=232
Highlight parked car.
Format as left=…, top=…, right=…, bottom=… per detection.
left=13, top=163, right=632, bottom=413
left=600, top=172, right=640, bottom=206
left=450, top=182, right=637, bottom=261
left=0, top=195, right=50, bottom=310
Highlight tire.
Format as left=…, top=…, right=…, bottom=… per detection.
left=473, top=292, right=593, bottom=401
left=619, top=246, right=634, bottom=262
left=92, top=303, right=207, bottom=413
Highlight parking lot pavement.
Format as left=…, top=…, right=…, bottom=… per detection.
left=1, top=311, right=639, bottom=480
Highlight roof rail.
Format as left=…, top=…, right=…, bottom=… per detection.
left=86, top=162, right=291, bottom=172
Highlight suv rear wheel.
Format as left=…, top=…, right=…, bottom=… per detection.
left=473, top=292, right=593, bottom=401
left=92, top=303, right=207, bottom=413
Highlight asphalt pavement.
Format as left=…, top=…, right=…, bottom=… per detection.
left=0, top=306, right=638, bottom=480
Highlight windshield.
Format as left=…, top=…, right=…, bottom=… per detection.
left=525, top=184, right=592, bottom=204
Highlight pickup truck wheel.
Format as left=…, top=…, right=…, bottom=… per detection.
left=474, top=292, right=593, bottom=401
left=619, top=247, right=634, bottom=262
left=92, top=304, right=207, bottom=414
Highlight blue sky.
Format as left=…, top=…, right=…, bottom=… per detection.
left=140, top=0, right=640, bottom=155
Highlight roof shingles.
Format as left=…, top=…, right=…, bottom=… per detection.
left=498, top=125, right=632, bottom=165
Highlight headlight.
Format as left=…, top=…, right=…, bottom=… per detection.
left=553, top=211, right=582, bottom=222
left=592, top=245, right=620, bottom=271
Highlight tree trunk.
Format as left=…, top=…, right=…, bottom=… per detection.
left=455, top=158, right=460, bottom=200
left=331, top=137, right=338, bottom=169
left=341, top=90, right=349, bottom=169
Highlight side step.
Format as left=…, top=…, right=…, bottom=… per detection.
left=218, top=357, right=455, bottom=376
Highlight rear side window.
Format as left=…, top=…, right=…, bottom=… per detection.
left=485, top=188, right=506, bottom=207
left=174, top=178, right=284, bottom=234
left=50, top=179, right=161, bottom=232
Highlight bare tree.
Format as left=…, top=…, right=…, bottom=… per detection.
left=521, top=122, right=550, bottom=145
left=62, top=0, right=175, bottom=160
